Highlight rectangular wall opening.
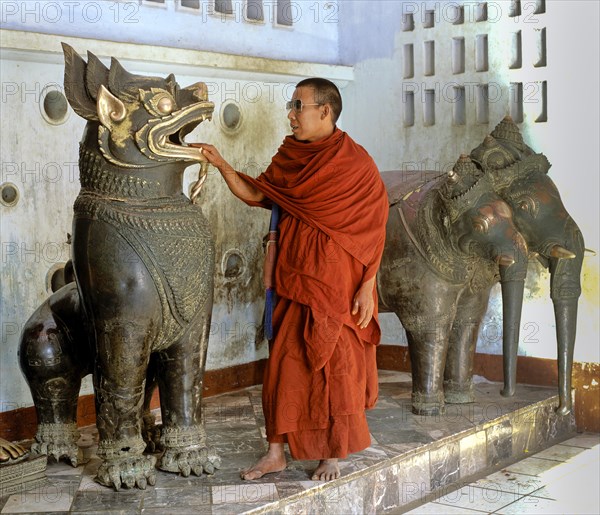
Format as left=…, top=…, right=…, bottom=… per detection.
left=476, top=84, right=489, bottom=124
left=534, top=28, right=547, bottom=67
left=452, top=38, right=465, bottom=74
left=475, top=2, right=488, bottom=22
left=510, top=31, right=522, bottom=69
left=403, top=44, right=414, bottom=79
left=535, top=0, right=546, bottom=14
left=424, top=41, right=435, bottom=76
left=509, top=0, right=521, bottom=17
left=452, top=87, right=466, bottom=125
left=403, top=90, right=415, bottom=127
left=424, top=10, right=435, bottom=28
left=402, top=13, right=414, bottom=31
left=424, top=89, right=435, bottom=126
left=451, top=5, right=464, bottom=24
left=246, top=0, right=264, bottom=21
left=276, top=0, right=293, bottom=26
left=475, top=34, right=488, bottom=72
left=181, top=0, right=200, bottom=8
left=510, top=82, right=524, bottom=123
left=215, top=0, right=233, bottom=14
left=534, top=81, right=548, bottom=122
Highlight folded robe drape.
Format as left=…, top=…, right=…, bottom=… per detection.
left=239, top=128, right=388, bottom=459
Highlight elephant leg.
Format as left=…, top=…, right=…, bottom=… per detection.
left=444, top=288, right=491, bottom=404
left=73, top=219, right=161, bottom=490
left=156, top=304, right=220, bottom=476
left=18, top=284, right=90, bottom=466
left=141, top=354, right=162, bottom=453
left=404, top=314, right=455, bottom=416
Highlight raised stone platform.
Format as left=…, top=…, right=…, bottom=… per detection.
left=0, top=371, right=576, bottom=514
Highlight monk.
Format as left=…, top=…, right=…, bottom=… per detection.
left=192, top=78, right=388, bottom=481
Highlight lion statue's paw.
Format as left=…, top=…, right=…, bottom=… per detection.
left=95, top=455, right=157, bottom=491
left=158, top=446, right=221, bottom=476
left=31, top=423, right=82, bottom=467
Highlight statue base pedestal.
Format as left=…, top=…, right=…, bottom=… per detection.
left=0, top=454, right=47, bottom=497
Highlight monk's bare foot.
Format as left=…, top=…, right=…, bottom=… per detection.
left=311, top=459, right=340, bottom=481
left=241, top=443, right=286, bottom=480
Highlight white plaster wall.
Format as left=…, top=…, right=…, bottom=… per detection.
left=1, top=0, right=340, bottom=64
left=340, top=0, right=599, bottom=364
left=0, top=30, right=352, bottom=412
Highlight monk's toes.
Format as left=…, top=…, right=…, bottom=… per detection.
left=241, top=469, right=263, bottom=480
left=312, top=470, right=340, bottom=481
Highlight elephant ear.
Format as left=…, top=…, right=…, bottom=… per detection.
left=62, top=42, right=99, bottom=121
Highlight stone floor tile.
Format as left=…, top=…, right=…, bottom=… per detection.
left=504, top=456, right=573, bottom=478
left=560, top=432, right=600, bottom=449
left=527, top=458, right=600, bottom=503
left=1, top=490, right=74, bottom=513
left=532, top=443, right=591, bottom=463
left=473, top=469, right=544, bottom=496
left=212, top=482, right=278, bottom=504
left=494, top=493, right=598, bottom=515
left=404, top=500, right=489, bottom=513
left=433, top=484, right=524, bottom=513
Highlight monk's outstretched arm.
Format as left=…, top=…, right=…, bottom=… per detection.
left=189, top=143, right=265, bottom=204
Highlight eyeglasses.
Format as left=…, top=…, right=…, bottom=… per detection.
left=286, top=99, right=321, bottom=113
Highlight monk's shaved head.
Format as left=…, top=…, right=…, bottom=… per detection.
left=296, top=78, right=342, bottom=124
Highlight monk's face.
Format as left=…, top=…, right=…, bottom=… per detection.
left=287, top=86, right=334, bottom=142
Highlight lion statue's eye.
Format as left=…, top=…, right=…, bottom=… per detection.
left=157, top=96, right=173, bottom=114
left=139, top=88, right=177, bottom=116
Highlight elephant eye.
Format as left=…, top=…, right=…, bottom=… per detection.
left=473, top=217, right=489, bottom=234
left=517, top=195, right=538, bottom=218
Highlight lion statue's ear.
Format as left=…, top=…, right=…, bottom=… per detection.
left=62, top=42, right=99, bottom=121
left=97, top=85, right=126, bottom=128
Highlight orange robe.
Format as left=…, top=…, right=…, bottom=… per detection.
left=239, top=128, right=388, bottom=459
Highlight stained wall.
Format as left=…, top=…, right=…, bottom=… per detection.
left=1, top=1, right=598, bottom=415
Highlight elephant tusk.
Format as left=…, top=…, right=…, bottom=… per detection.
left=496, top=255, right=516, bottom=267
left=549, top=245, right=576, bottom=259
left=584, top=247, right=597, bottom=257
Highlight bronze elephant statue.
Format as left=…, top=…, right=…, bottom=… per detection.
left=471, top=117, right=584, bottom=415
left=378, top=157, right=529, bottom=415
left=19, top=44, right=218, bottom=490
left=379, top=117, right=584, bottom=417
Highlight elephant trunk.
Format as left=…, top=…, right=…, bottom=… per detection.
left=548, top=219, right=584, bottom=415
left=552, top=297, right=578, bottom=415
left=499, top=269, right=525, bottom=397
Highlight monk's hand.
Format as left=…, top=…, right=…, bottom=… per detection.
left=352, top=281, right=375, bottom=329
left=189, top=143, right=232, bottom=172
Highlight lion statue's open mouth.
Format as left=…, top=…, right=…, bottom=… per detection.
left=142, top=101, right=215, bottom=162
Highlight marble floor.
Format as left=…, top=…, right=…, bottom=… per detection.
left=0, top=371, right=596, bottom=514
